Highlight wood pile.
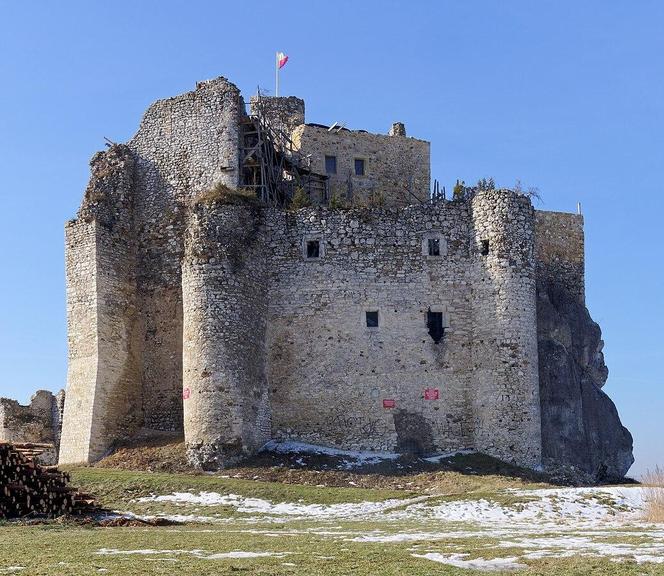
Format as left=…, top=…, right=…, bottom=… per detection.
left=0, top=442, right=97, bottom=519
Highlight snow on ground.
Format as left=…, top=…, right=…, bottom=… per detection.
left=261, top=440, right=400, bottom=469
left=135, top=491, right=431, bottom=519
left=412, top=553, right=527, bottom=571
left=397, top=486, right=648, bottom=527
left=127, top=485, right=664, bottom=567
left=96, top=549, right=288, bottom=560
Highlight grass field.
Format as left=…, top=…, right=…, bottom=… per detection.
left=1, top=465, right=663, bottom=575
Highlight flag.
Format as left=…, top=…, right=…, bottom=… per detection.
left=277, top=52, right=289, bottom=69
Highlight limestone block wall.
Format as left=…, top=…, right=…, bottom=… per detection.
left=263, top=203, right=475, bottom=454
left=60, top=145, right=141, bottom=464
left=182, top=201, right=270, bottom=469
left=127, top=77, right=246, bottom=432
left=469, top=190, right=542, bottom=468
left=291, top=124, right=430, bottom=207
left=0, top=390, right=63, bottom=446
left=534, top=211, right=585, bottom=304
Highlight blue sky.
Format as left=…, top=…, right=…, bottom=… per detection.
left=0, top=1, right=661, bottom=476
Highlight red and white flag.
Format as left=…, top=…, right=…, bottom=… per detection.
left=277, top=52, right=289, bottom=69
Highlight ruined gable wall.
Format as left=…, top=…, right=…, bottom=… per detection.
left=127, top=77, right=245, bottom=432
left=292, top=125, right=430, bottom=207
left=263, top=203, right=474, bottom=454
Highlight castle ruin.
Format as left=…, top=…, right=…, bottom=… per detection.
left=57, top=77, right=633, bottom=479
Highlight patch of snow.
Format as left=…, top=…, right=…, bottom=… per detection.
left=261, top=439, right=399, bottom=469
left=96, top=548, right=288, bottom=559
left=422, top=450, right=474, bottom=463
left=413, top=553, right=527, bottom=571
left=0, top=569, right=25, bottom=574
left=136, top=491, right=428, bottom=519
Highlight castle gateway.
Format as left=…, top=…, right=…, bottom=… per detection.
left=59, top=77, right=633, bottom=479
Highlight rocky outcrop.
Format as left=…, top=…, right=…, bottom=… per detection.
left=538, top=283, right=634, bottom=482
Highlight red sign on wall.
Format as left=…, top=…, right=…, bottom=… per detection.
left=424, top=388, right=440, bottom=400
left=182, top=387, right=191, bottom=400
left=382, top=399, right=396, bottom=409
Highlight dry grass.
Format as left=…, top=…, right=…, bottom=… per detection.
left=641, top=466, right=664, bottom=522
left=193, top=182, right=258, bottom=206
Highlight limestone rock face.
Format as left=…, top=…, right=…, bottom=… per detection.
left=537, top=284, right=634, bottom=481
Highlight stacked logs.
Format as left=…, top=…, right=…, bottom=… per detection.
left=0, top=442, right=97, bottom=519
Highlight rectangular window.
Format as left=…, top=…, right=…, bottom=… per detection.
left=306, top=240, right=320, bottom=259
left=427, top=311, right=444, bottom=343
left=365, top=310, right=379, bottom=328
left=428, top=238, right=440, bottom=256
left=354, top=158, right=365, bottom=176
left=325, top=155, right=337, bottom=174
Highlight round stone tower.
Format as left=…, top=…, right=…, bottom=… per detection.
left=181, top=199, right=270, bottom=470
left=469, top=189, right=542, bottom=469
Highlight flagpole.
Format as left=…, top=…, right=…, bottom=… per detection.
left=275, top=52, right=279, bottom=97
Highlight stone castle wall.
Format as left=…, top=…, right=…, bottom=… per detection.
left=58, top=76, right=632, bottom=476
left=177, top=193, right=542, bottom=468
left=291, top=124, right=430, bottom=207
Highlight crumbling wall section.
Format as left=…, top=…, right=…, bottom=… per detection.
left=128, top=77, right=245, bottom=432
left=469, top=190, right=542, bottom=468
left=0, top=390, right=64, bottom=447
left=182, top=201, right=270, bottom=469
left=59, top=145, right=140, bottom=464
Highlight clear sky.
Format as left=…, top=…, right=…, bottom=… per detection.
left=0, top=1, right=661, bottom=476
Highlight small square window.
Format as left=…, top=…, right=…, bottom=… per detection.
left=354, top=158, right=365, bottom=176
left=325, top=155, right=337, bottom=174
left=306, top=240, right=320, bottom=259
left=480, top=240, right=490, bottom=256
left=428, top=238, right=440, bottom=256
left=365, top=310, right=379, bottom=328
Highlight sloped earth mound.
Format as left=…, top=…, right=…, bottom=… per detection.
left=94, top=437, right=560, bottom=491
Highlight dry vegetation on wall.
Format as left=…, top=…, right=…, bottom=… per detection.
left=642, top=466, right=664, bottom=522
left=193, top=182, right=258, bottom=207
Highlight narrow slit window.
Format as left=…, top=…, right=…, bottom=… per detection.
left=306, top=240, right=320, bottom=259
left=354, top=158, right=365, bottom=176
left=428, top=238, right=441, bottom=256
left=365, top=310, right=379, bottom=328
left=480, top=240, right=490, bottom=256
left=427, top=311, right=444, bottom=343
left=325, top=155, right=337, bottom=174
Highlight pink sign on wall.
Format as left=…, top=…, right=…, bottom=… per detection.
left=182, top=387, right=191, bottom=400
left=383, top=399, right=396, bottom=409
left=424, top=388, right=440, bottom=400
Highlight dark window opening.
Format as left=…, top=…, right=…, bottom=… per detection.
left=480, top=239, right=490, bottom=256
left=306, top=240, right=320, bottom=259
left=428, top=238, right=441, bottom=256
left=354, top=158, right=365, bottom=176
left=427, top=311, right=444, bottom=343
left=366, top=310, right=379, bottom=328
left=325, top=155, right=337, bottom=174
